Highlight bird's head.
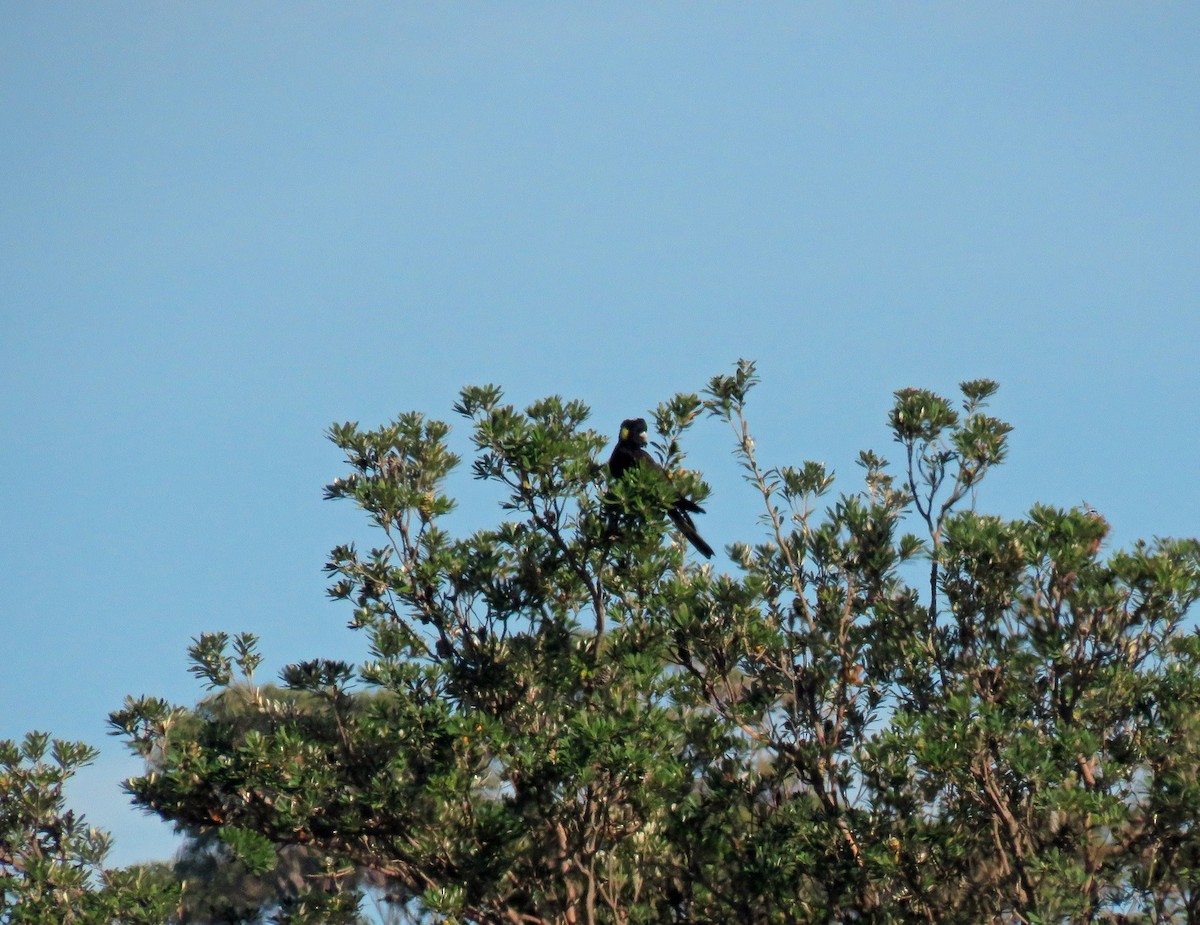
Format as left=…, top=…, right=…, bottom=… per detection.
left=619, top=418, right=649, bottom=446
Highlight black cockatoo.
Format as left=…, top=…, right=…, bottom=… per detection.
left=607, top=417, right=714, bottom=559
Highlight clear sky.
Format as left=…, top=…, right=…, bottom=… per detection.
left=2, top=4, right=1197, bottom=868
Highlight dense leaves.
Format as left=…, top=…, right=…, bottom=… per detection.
left=0, top=732, right=179, bottom=924
left=109, top=363, right=1200, bottom=924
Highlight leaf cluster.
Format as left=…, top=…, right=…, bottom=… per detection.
left=0, top=732, right=179, bottom=924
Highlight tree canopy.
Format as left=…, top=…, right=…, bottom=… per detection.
left=102, top=361, right=1200, bottom=924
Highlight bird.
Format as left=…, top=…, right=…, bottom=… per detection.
left=607, top=417, right=714, bottom=559
left=1083, top=502, right=1109, bottom=557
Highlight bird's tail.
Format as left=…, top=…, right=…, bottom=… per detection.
left=668, top=508, right=715, bottom=559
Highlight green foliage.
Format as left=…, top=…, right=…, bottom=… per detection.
left=109, top=363, right=1200, bottom=924
left=0, top=732, right=179, bottom=924
left=167, top=830, right=366, bottom=925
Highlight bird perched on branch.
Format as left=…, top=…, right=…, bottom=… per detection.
left=607, top=417, right=714, bottom=559
left=1083, top=502, right=1110, bottom=557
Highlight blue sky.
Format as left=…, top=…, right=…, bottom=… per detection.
left=2, top=4, right=1197, bottom=867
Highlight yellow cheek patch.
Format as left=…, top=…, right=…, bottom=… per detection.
left=620, top=427, right=630, bottom=439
